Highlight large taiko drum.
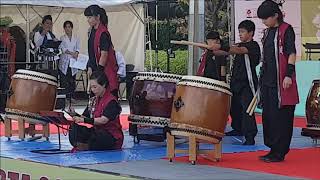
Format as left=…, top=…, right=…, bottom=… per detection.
left=169, top=76, right=232, bottom=141
left=5, top=69, right=58, bottom=124
left=305, top=79, right=320, bottom=130
left=129, top=72, right=182, bottom=127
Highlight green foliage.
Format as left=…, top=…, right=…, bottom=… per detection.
left=145, top=50, right=188, bottom=75
left=205, top=0, right=229, bottom=41
left=149, top=20, right=188, bottom=51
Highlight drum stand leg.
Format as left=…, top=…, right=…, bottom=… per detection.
left=167, top=132, right=175, bottom=162
left=167, top=133, right=222, bottom=165
left=18, top=118, right=25, bottom=141
left=4, top=117, right=12, bottom=140
left=43, top=123, right=50, bottom=141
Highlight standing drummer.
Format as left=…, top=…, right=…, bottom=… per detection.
left=211, top=20, right=260, bottom=145
left=197, top=31, right=227, bottom=82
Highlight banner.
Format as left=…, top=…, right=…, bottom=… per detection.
left=0, top=157, right=134, bottom=180
left=234, top=0, right=302, bottom=58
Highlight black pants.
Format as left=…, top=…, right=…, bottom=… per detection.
left=69, top=123, right=116, bottom=150
left=60, top=68, right=76, bottom=98
left=262, top=86, right=295, bottom=157
left=230, top=86, right=258, bottom=139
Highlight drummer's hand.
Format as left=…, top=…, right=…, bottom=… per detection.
left=283, top=76, right=292, bottom=90
left=71, top=52, right=79, bottom=59
left=73, top=116, right=84, bottom=123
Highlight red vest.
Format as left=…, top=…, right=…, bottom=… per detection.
left=93, top=24, right=119, bottom=93
left=196, top=50, right=208, bottom=76
left=94, top=90, right=123, bottom=149
left=265, top=22, right=299, bottom=106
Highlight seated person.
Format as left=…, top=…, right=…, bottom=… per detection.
left=68, top=71, right=123, bottom=151
left=33, top=15, right=58, bottom=48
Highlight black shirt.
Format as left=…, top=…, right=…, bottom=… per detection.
left=231, top=40, right=261, bottom=92
left=87, top=28, right=112, bottom=71
left=83, top=100, right=122, bottom=121
left=262, top=26, right=296, bottom=87
left=203, top=50, right=226, bottom=80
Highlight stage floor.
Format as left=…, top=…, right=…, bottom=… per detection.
left=0, top=102, right=319, bottom=179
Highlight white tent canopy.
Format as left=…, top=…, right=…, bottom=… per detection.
left=1, top=0, right=136, bottom=8
left=0, top=0, right=145, bottom=71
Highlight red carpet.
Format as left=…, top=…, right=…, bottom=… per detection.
left=170, top=148, right=320, bottom=180
left=226, top=113, right=306, bottom=128
left=0, top=114, right=129, bottom=136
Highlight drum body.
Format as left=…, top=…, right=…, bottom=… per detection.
left=129, top=72, right=182, bottom=127
left=5, top=69, right=58, bottom=124
left=170, top=76, right=232, bottom=140
left=305, top=79, right=320, bottom=129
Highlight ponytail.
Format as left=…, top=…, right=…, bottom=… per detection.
left=99, top=8, right=108, bottom=27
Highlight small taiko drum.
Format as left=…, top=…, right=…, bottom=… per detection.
left=5, top=69, right=58, bottom=124
left=169, top=76, right=232, bottom=141
left=302, top=79, right=320, bottom=137
left=129, top=72, right=182, bottom=127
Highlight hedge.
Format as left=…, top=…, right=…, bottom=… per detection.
left=145, top=50, right=188, bottom=75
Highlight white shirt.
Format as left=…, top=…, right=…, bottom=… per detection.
left=59, top=34, right=80, bottom=75
left=115, top=51, right=126, bottom=78
left=34, top=31, right=54, bottom=48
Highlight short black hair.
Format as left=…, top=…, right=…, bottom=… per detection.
left=90, top=71, right=109, bottom=88
left=206, top=31, right=220, bottom=40
left=257, top=0, right=284, bottom=22
left=238, top=20, right=255, bottom=36
left=42, top=15, right=52, bottom=24
left=63, top=21, right=73, bottom=28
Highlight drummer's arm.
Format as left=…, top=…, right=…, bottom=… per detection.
left=78, top=100, right=121, bottom=125
left=216, top=43, right=248, bottom=55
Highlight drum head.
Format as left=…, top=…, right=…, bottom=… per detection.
left=134, top=72, right=182, bottom=83
left=178, top=76, right=232, bottom=96
left=12, top=69, right=58, bottom=87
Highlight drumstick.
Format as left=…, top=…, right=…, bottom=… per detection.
left=249, top=98, right=258, bottom=116
left=170, top=40, right=210, bottom=49
left=246, top=92, right=258, bottom=113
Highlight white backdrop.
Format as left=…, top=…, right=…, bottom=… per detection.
left=0, top=1, right=145, bottom=71
left=234, top=0, right=302, bottom=58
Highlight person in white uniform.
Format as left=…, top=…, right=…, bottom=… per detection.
left=33, top=15, right=58, bottom=48
left=59, top=20, right=80, bottom=98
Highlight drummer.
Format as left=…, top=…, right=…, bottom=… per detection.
left=211, top=20, right=260, bottom=145
left=68, top=71, right=123, bottom=151
left=197, top=31, right=227, bottom=82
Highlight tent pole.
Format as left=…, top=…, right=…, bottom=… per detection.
left=155, top=0, right=158, bottom=72
left=26, top=4, right=30, bottom=67
left=146, top=4, right=153, bottom=71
